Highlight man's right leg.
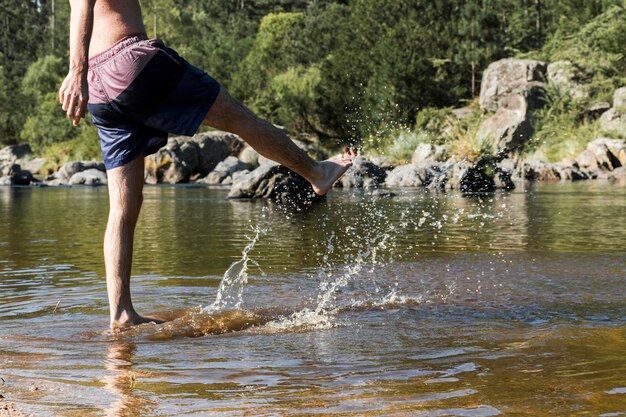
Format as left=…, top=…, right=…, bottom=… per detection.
left=104, top=155, right=159, bottom=328
left=202, top=88, right=352, bottom=196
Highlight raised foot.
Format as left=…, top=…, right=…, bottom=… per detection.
left=310, top=156, right=353, bottom=196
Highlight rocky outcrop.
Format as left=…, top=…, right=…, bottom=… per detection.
left=43, top=160, right=106, bottom=186
left=479, top=59, right=546, bottom=113
left=476, top=94, right=533, bottom=154
left=228, top=161, right=322, bottom=207
left=478, top=59, right=547, bottom=154
left=144, top=132, right=244, bottom=184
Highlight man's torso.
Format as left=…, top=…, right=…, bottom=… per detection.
left=70, top=0, right=146, bottom=58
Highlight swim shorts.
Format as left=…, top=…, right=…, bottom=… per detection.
left=87, top=34, right=221, bottom=170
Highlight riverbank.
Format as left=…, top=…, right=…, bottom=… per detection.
left=0, top=398, right=30, bottom=417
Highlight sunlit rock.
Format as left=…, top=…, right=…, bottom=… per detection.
left=335, top=157, right=386, bottom=188
left=479, top=58, right=546, bottom=113
left=69, top=168, right=107, bottom=186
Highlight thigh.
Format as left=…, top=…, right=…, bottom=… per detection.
left=201, top=88, right=261, bottom=136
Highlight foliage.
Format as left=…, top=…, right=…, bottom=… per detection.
left=0, top=0, right=624, bottom=163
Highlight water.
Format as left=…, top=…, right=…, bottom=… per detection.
left=0, top=182, right=625, bottom=416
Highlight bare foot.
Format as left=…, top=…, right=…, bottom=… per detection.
left=309, top=155, right=353, bottom=196
left=110, top=311, right=165, bottom=330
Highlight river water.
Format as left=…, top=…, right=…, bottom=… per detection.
left=0, top=182, right=625, bottom=416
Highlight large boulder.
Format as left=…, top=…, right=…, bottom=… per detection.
left=385, top=165, right=432, bottom=187
left=476, top=94, right=533, bottom=153
left=0, top=144, right=32, bottom=164
left=614, top=87, right=626, bottom=110
left=335, top=157, right=386, bottom=188
left=547, top=60, right=590, bottom=100
left=479, top=59, right=546, bottom=113
left=144, top=132, right=243, bottom=184
left=228, top=161, right=322, bottom=207
left=411, top=143, right=448, bottom=167
left=69, top=168, right=107, bottom=186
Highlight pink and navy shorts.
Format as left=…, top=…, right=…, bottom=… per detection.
left=87, top=34, right=221, bottom=170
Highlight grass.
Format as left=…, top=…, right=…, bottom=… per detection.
left=38, top=132, right=101, bottom=175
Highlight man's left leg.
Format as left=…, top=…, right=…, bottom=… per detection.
left=104, top=155, right=160, bottom=328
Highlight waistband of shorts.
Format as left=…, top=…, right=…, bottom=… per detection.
left=88, top=34, right=155, bottom=68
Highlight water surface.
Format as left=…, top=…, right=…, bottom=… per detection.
left=1, top=182, right=625, bottom=416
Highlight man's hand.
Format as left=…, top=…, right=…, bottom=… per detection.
left=59, top=70, right=89, bottom=126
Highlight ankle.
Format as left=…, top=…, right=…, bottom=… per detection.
left=110, top=309, right=140, bottom=328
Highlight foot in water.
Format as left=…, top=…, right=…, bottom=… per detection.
left=310, top=155, right=353, bottom=196
left=110, top=311, right=166, bottom=330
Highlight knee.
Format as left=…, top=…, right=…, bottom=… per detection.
left=109, top=192, right=143, bottom=220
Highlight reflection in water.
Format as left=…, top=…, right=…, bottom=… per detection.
left=103, top=341, right=153, bottom=417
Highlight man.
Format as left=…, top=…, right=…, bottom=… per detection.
left=58, top=0, right=352, bottom=329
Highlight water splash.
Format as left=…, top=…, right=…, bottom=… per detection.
left=205, top=226, right=265, bottom=312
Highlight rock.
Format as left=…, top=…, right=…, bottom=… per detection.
left=368, top=154, right=397, bottom=170
left=411, top=143, right=448, bottom=167
left=479, top=58, right=546, bottom=113
left=576, top=150, right=598, bottom=170
left=228, top=161, right=322, bottom=207
left=69, top=168, right=107, bottom=186
left=598, top=108, right=626, bottom=133
left=577, top=102, right=611, bottom=122
left=0, top=144, right=32, bottom=164
left=450, top=161, right=496, bottom=193
left=547, top=60, right=590, bottom=100
left=17, top=157, right=48, bottom=176
left=556, top=165, right=589, bottom=181
left=558, top=157, right=579, bottom=169
left=451, top=107, right=475, bottom=120
left=199, top=156, right=253, bottom=185
left=0, top=163, right=33, bottom=186
left=144, top=132, right=245, bottom=184
left=586, top=140, right=622, bottom=171
left=523, top=160, right=561, bottom=181
left=57, top=161, right=105, bottom=183
left=238, top=145, right=260, bottom=166
left=614, top=87, right=626, bottom=110
left=335, top=157, right=386, bottom=188
left=371, top=189, right=397, bottom=198
left=385, top=165, right=432, bottom=187
left=476, top=94, right=533, bottom=153
left=599, top=88, right=626, bottom=133
left=588, top=138, right=626, bottom=166
left=195, top=131, right=244, bottom=175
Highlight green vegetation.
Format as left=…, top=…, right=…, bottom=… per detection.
left=0, top=0, right=624, bottom=163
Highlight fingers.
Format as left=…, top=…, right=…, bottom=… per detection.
left=72, top=100, right=87, bottom=126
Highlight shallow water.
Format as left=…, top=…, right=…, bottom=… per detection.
left=1, top=182, right=625, bottom=416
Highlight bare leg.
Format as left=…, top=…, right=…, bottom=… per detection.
left=105, top=156, right=162, bottom=329
left=203, top=88, right=352, bottom=195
